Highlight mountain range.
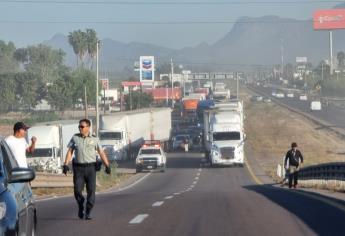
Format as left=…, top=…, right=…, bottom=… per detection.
left=44, top=4, right=345, bottom=73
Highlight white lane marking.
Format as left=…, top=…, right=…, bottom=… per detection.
left=129, top=214, right=149, bottom=224
left=197, top=173, right=201, bottom=176
left=195, top=177, right=199, bottom=180
left=198, top=168, right=202, bottom=171
left=107, top=173, right=151, bottom=194
left=193, top=181, right=197, bottom=184
left=190, top=185, right=195, bottom=188
left=37, top=172, right=152, bottom=202
left=152, top=201, right=164, bottom=207
left=174, top=192, right=180, bottom=195
left=165, top=196, right=174, bottom=199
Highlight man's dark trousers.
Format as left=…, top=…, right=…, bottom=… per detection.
left=288, top=166, right=299, bottom=188
left=73, top=163, right=96, bottom=215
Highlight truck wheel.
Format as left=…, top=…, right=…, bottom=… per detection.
left=136, top=167, right=142, bottom=173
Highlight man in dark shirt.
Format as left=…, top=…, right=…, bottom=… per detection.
left=284, top=142, right=304, bottom=189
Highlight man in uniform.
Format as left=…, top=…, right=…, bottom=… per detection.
left=62, top=119, right=111, bottom=220
left=284, top=142, right=304, bottom=189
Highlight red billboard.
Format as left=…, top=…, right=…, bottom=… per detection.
left=314, top=9, right=345, bottom=30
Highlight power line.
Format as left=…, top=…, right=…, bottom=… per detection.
left=0, top=0, right=341, bottom=5
left=0, top=19, right=316, bottom=24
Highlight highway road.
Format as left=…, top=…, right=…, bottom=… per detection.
left=249, top=85, right=345, bottom=132
left=36, top=153, right=345, bottom=236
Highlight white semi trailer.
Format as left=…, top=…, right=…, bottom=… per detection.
left=99, top=108, right=172, bottom=161
left=26, top=120, right=80, bottom=172
left=203, top=100, right=245, bottom=166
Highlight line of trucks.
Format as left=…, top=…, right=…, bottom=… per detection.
left=26, top=82, right=244, bottom=171
left=26, top=108, right=172, bottom=172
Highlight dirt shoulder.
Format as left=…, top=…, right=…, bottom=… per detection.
left=243, top=87, right=345, bottom=178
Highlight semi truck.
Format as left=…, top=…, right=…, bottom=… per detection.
left=99, top=108, right=172, bottom=161
left=26, top=120, right=80, bottom=173
left=203, top=100, right=245, bottom=166
left=212, top=82, right=230, bottom=100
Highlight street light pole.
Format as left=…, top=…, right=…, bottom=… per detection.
left=171, top=58, right=174, bottom=108
left=96, top=40, right=100, bottom=137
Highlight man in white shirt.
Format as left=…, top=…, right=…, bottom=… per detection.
left=5, top=122, right=36, bottom=168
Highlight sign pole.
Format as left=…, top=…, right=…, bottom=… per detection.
left=329, top=30, right=333, bottom=75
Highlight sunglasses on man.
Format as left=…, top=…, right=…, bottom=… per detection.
left=78, top=125, right=89, bottom=129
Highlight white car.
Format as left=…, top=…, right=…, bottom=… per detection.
left=135, top=141, right=166, bottom=173
left=287, top=93, right=294, bottom=98
left=272, top=91, right=277, bottom=97
left=310, top=101, right=322, bottom=111
left=299, top=94, right=308, bottom=101
left=276, top=93, right=285, bottom=98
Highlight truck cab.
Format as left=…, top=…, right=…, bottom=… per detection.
left=99, top=129, right=128, bottom=161
left=135, top=141, right=166, bottom=173
left=204, top=101, right=245, bottom=167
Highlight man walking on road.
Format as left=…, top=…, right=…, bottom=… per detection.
left=284, top=142, right=304, bottom=189
left=5, top=122, right=36, bottom=168
left=63, top=119, right=111, bottom=220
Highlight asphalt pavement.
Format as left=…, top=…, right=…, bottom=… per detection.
left=249, top=85, right=345, bottom=132
left=36, top=152, right=345, bottom=236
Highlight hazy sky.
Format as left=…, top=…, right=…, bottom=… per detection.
left=0, top=0, right=337, bottom=49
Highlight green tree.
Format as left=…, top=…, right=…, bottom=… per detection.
left=0, top=73, right=16, bottom=112
left=124, top=91, right=153, bottom=110
left=68, top=30, right=88, bottom=67
left=0, top=41, right=18, bottom=73
left=15, top=72, right=43, bottom=111
left=14, top=44, right=65, bottom=83
left=86, top=28, right=98, bottom=69
left=70, top=69, right=97, bottom=106
left=46, top=72, right=75, bottom=111
left=337, top=51, right=345, bottom=68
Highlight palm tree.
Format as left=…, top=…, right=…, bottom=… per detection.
left=68, top=30, right=87, bottom=68
left=86, top=29, right=98, bottom=70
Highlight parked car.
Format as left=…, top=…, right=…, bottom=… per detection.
left=299, top=94, right=308, bottom=101
left=287, top=93, right=294, bottom=98
left=0, top=139, right=36, bottom=235
left=276, top=93, right=285, bottom=98
left=310, top=101, right=322, bottom=111
left=263, top=97, right=272, bottom=103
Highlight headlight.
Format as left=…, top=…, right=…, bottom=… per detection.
left=136, top=158, right=143, bottom=164
left=0, top=202, right=6, bottom=220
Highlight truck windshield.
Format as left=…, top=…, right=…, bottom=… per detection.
left=141, top=149, right=161, bottom=155
left=100, top=132, right=122, bottom=140
left=27, top=148, right=53, bottom=158
left=213, top=132, right=240, bottom=141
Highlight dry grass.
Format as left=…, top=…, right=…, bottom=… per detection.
left=33, top=172, right=133, bottom=197
left=243, top=88, right=345, bottom=178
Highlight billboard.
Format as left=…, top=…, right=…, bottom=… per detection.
left=140, top=56, right=155, bottom=82
left=314, top=9, right=345, bottom=30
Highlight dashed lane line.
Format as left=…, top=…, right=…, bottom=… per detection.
left=165, top=196, right=174, bottom=200
left=129, top=214, right=149, bottom=224
left=152, top=201, right=164, bottom=207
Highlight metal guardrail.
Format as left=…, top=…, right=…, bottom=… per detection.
left=299, top=162, right=345, bottom=180
left=298, top=163, right=345, bottom=191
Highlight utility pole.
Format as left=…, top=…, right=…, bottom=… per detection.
left=329, top=30, right=333, bottom=75
left=171, top=58, right=174, bottom=108
left=84, top=85, right=88, bottom=119
left=280, top=38, right=284, bottom=77
left=236, top=72, right=239, bottom=99
left=95, top=40, right=100, bottom=137
left=322, top=62, right=324, bottom=81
